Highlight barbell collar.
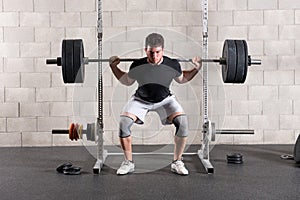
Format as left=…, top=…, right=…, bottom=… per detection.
left=248, top=56, right=261, bottom=66
left=46, top=57, right=62, bottom=66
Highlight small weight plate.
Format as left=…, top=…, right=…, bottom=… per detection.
left=86, top=123, right=91, bottom=141
left=227, top=160, right=243, bottom=164
left=211, top=122, right=216, bottom=142
left=234, top=40, right=246, bottom=83
left=222, top=40, right=237, bottom=83
left=280, top=154, right=294, bottom=160
left=90, top=123, right=95, bottom=142
left=227, top=153, right=243, bottom=159
left=74, top=123, right=79, bottom=141
left=78, top=124, right=83, bottom=139
left=73, top=39, right=85, bottom=83
left=227, top=153, right=243, bottom=164
left=72, top=124, right=76, bottom=141
left=227, top=157, right=243, bottom=162
left=69, top=123, right=74, bottom=140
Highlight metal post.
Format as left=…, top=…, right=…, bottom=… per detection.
left=197, top=0, right=214, bottom=174
left=93, top=0, right=107, bottom=174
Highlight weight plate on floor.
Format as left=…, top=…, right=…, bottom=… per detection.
left=280, top=154, right=294, bottom=160
left=73, top=39, right=85, bottom=83
left=227, top=153, right=243, bottom=164
left=227, top=157, right=243, bottom=162
left=234, top=40, right=247, bottom=83
left=228, top=160, right=244, bottom=164
left=222, top=40, right=237, bottom=83
left=227, top=153, right=243, bottom=159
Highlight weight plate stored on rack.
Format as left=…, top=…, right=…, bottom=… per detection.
left=86, top=123, right=92, bottom=141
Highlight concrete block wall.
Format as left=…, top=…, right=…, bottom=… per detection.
left=0, top=0, right=299, bottom=147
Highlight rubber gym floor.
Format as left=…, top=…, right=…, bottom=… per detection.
left=0, top=144, right=299, bottom=200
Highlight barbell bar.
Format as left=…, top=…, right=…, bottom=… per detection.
left=46, top=39, right=261, bottom=84
left=46, top=56, right=224, bottom=65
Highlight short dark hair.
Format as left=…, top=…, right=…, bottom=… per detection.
left=145, top=33, right=164, bottom=48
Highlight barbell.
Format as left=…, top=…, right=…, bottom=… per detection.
left=46, top=39, right=261, bottom=84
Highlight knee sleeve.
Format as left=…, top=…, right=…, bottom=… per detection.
left=172, top=115, right=188, bottom=137
left=119, top=116, right=134, bottom=138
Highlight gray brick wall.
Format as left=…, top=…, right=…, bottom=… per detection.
left=0, top=0, right=299, bottom=146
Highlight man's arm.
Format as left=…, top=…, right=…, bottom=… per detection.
left=109, top=56, right=135, bottom=86
left=175, top=57, right=202, bottom=84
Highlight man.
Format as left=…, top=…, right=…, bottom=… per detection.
left=109, top=33, right=201, bottom=175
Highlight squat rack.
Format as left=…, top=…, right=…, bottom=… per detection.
left=89, top=0, right=255, bottom=174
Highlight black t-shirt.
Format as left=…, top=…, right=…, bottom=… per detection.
left=128, top=56, right=182, bottom=103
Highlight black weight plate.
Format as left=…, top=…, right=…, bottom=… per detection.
left=62, top=40, right=75, bottom=83
left=86, top=123, right=91, bottom=141
left=222, top=40, right=236, bottom=83
left=294, top=134, right=300, bottom=163
left=73, top=39, right=85, bottom=83
left=234, top=40, right=246, bottom=83
left=56, top=162, right=73, bottom=173
left=90, top=123, right=95, bottom=141
left=227, top=160, right=243, bottom=164
left=227, top=159, right=243, bottom=163
left=227, top=156, right=243, bottom=160
left=61, top=40, right=67, bottom=83
left=242, top=40, right=248, bottom=83
left=227, top=153, right=243, bottom=159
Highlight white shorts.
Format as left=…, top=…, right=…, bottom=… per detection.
left=122, top=95, right=184, bottom=125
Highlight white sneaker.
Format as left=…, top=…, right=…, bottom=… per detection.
left=171, top=160, right=189, bottom=175
left=117, top=160, right=135, bottom=175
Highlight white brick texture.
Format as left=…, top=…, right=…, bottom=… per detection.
left=65, top=0, right=95, bottom=12
left=0, top=0, right=300, bottom=146
left=34, top=0, right=64, bottom=12
left=279, top=0, right=300, bottom=9
left=3, top=0, right=33, bottom=11
left=248, top=0, right=277, bottom=10
left=0, top=13, right=19, bottom=27
left=20, top=12, right=50, bottom=27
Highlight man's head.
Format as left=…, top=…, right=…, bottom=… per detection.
left=144, top=33, right=164, bottom=64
